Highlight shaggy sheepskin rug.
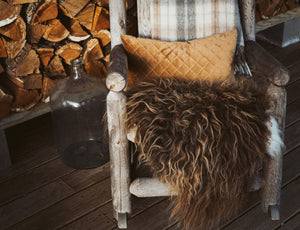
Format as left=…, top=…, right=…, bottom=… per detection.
left=125, top=77, right=271, bottom=230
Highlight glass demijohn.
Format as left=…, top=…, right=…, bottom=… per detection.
left=50, top=59, right=108, bottom=169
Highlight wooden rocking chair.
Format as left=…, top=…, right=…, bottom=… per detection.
left=106, top=0, right=289, bottom=228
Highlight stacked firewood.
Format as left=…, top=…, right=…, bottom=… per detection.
left=256, top=0, right=295, bottom=21
left=0, top=0, right=137, bottom=118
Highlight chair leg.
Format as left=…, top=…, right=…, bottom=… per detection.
left=118, top=212, right=128, bottom=229
left=261, top=154, right=282, bottom=220
left=261, top=80, right=287, bottom=220
left=107, top=91, right=131, bottom=228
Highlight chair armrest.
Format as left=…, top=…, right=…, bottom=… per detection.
left=245, top=41, right=289, bottom=87
left=106, top=45, right=128, bottom=92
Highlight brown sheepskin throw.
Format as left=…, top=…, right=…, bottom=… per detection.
left=125, top=77, right=271, bottom=230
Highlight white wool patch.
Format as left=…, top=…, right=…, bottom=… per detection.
left=266, top=116, right=284, bottom=158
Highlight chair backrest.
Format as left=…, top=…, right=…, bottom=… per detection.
left=137, top=0, right=255, bottom=45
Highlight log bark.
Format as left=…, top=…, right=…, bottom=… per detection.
left=56, top=42, right=82, bottom=65
left=0, top=37, right=7, bottom=58
left=31, top=0, right=58, bottom=24
left=43, top=19, right=70, bottom=42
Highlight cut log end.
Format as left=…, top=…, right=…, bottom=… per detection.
left=43, top=19, right=70, bottom=43
left=0, top=17, right=23, bottom=41
left=31, top=0, right=58, bottom=24
left=36, top=47, right=54, bottom=68
left=2, top=16, right=26, bottom=59
left=59, top=0, right=90, bottom=18
left=91, top=29, right=111, bottom=47
left=47, top=55, right=67, bottom=77
left=106, top=73, right=126, bottom=92
left=56, top=42, right=83, bottom=65
left=6, top=45, right=40, bottom=78
left=83, top=38, right=104, bottom=64
left=0, top=1, right=17, bottom=28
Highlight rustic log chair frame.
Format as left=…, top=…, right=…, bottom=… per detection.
left=106, top=0, right=289, bottom=228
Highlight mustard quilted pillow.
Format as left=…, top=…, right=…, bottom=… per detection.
left=121, top=29, right=237, bottom=88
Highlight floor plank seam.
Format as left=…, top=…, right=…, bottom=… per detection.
left=274, top=208, right=300, bottom=230
left=284, top=143, right=300, bottom=157
left=280, top=174, right=300, bottom=189
left=220, top=174, right=300, bottom=229
left=0, top=178, right=76, bottom=230
left=0, top=155, right=60, bottom=185
left=220, top=202, right=261, bottom=229
left=0, top=168, right=76, bottom=208
left=0, top=155, right=62, bottom=185
left=127, top=198, right=169, bottom=222
left=285, top=117, right=300, bottom=129
left=60, top=174, right=111, bottom=193
left=57, top=199, right=114, bottom=230
left=7, top=179, right=113, bottom=230
left=130, top=197, right=168, bottom=219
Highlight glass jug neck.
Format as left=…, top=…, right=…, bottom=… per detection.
left=70, top=59, right=84, bottom=80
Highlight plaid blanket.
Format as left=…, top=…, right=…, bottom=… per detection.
left=141, top=0, right=244, bottom=46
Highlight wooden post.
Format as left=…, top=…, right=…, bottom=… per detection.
left=239, top=0, right=256, bottom=41
left=106, top=45, right=127, bottom=92
left=130, top=178, right=177, bottom=197
left=107, top=91, right=131, bottom=228
left=109, top=0, right=126, bottom=47
left=107, top=1, right=130, bottom=228
left=0, top=129, right=11, bottom=169
left=261, top=84, right=287, bottom=220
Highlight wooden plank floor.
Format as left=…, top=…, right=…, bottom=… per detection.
left=0, top=41, right=299, bottom=230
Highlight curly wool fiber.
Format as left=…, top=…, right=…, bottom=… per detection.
left=126, top=77, right=270, bottom=230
